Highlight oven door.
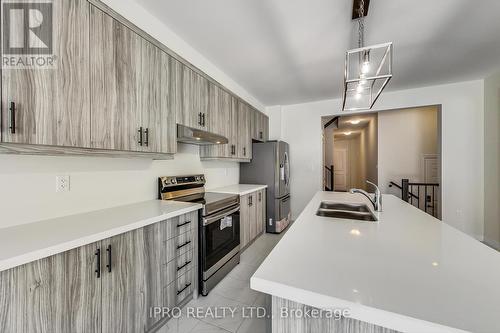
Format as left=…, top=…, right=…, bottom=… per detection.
left=200, top=205, right=240, bottom=279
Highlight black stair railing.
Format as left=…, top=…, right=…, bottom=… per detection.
left=324, top=165, right=334, bottom=191
left=389, top=179, right=440, bottom=218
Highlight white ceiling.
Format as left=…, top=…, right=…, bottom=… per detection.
left=135, top=0, right=500, bottom=106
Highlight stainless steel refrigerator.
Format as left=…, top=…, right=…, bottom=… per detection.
left=240, top=141, right=290, bottom=233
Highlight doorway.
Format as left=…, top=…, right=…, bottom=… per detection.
left=322, top=105, right=442, bottom=219
left=323, top=113, right=378, bottom=192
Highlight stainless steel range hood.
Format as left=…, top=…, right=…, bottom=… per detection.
left=177, top=124, right=229, bottom=145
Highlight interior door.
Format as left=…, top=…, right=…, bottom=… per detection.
left=333, top=148, right=348, bottom=191
left=1, top=0, right=90, bottom=147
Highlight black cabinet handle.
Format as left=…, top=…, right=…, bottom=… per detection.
left=259, top=192, right=262, bottom=202
left=177, top=240, right=191, bottom=250
left=106, top=245, right=112, bottom=273
left=9, top=102, right=16, bottom=134
left=138, top=127, right=143, bottom=146
left=198, top=112, right=202, bottom=126
left=243, top=147, right=246, bottom=156
left=177, top=260, right=192, bottom=271
left=177, top=283, right=192, bottom=295
left=95, top=248, right=101, bottom=278
left=177, top=220, right=191, bottom=228
left=202, top=113, right=206, bottom=127
left=144, top=128, right=149, bottom=147
left=259, top=131, right=263, bottom=140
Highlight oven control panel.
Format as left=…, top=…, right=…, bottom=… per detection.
left=158, top=175, right=206, bottom=200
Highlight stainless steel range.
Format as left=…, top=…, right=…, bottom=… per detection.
left=158, top=175, right=240, bottom=296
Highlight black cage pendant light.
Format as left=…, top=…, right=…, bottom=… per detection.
left=342, top=0, right=393, bottom=111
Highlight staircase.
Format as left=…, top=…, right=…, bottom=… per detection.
left=324, top=165, right=334, bottom=191
left=389, top=179, right=440, bottom=218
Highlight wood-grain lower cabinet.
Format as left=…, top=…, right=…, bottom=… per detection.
left=101, top=228, right=153, bottom=333
left=0, top=212, right=198, bottom=333
left=0, top=242, right=101, bottom=333
left=101, top=212, right=197, bottom=332
left=1, top=0, right=91, bottom=147
left=240, top=189, right=266, bottom=250
left=256, top=189, right=266, bottom=235
left=240, top=193, right=251, bottom=248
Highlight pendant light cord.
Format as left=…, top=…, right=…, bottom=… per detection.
left=358, top=0, right=365, bottom=48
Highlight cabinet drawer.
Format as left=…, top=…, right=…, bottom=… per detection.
left=176, top=213, right=196, bottom=235
left=161, top=213, right=196, bottom=241
left=163, top=230, right=193, bottom=263
left=176, top=269, right=194, bottom=304
left=162, top=250, right=193, bottom=286
left=175, top=230, right=193, bottom=255
left=176, top=250, right=193, bottom=278
left=163, top=269, right=194, bottom=307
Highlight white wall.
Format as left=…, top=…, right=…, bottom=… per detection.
left=378, top=107, right=439, bottom=194
left=101, top=0, right=264, bottom=111
left=0, top=145, right=239, bottom=229
left=364, top=116, right=378, bottom=187
left=484, top=73, right=500, bottom=249
left=268, top=80, right=484, bottom=240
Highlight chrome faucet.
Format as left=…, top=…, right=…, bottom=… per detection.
left=349, top=181, right=382, bottom=212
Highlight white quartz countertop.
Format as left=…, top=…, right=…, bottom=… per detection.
left=0, top=200, right=201, bottom=272
left=250, top=191, right=500, bottom=333
left=210, top=184, right=268, bottom=196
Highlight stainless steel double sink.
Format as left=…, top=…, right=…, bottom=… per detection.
left=316, top=202, right=378, bottom=222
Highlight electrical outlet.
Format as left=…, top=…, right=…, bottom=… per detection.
left=56, top=175, right=70, bottom=192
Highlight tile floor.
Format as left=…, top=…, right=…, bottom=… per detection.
left=158, top=232, right=285, bottom=333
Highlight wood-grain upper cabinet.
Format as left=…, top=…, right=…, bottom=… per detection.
left=1, top=0, right=91, bottom=147
left=0, top=242, right=101, bottom=333
left=262, top=114, right=270, bottom=141
left=144, top=47, right=176, bottom=154
left=199, top=85, right=233, bottom=158
left=250, top=109, right=269, bottom=142
left=179, top=67, right=208, bottom=130
left=238, top=102, right=252, bottom=160
left=206, top=83, right=229, bottom=136
left=90, top=6, right=141, bottom=152
left=90, top=6, right=175, bottom=154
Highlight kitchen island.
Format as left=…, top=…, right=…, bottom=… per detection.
left=250, top=192, right=500, bottom=333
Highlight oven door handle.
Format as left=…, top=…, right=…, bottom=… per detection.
left=203, top=205, right=240, bottom=226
